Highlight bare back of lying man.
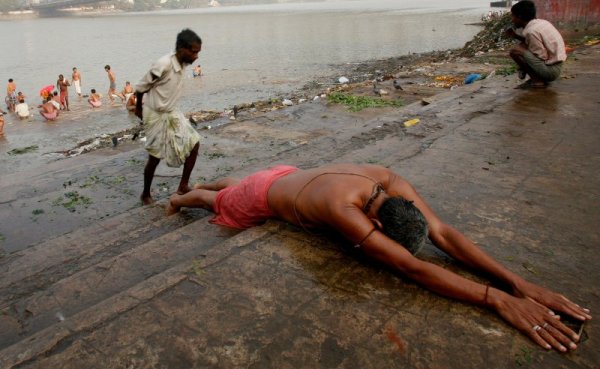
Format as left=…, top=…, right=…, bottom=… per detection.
left=167, top=163, right=591, bottom=352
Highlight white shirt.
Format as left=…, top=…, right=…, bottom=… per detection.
left=135, top=53, right=187, bottom=113
left=15, top=102, right=30, bottom=118
left=522, top=19, right=566, bottom=65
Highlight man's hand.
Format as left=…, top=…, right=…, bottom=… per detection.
left=490, top=288, right=581, bottom=352
left=513, top=280, right=592, bottom=322
left=504, top=27, right=517, bottom=39
left=134, top=92, right=144, bottom=121
left=135, top=106, right=143, bottom=121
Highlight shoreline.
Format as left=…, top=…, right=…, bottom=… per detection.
left=6, top=13, right=599, bottom=164
left=8, top=48, right=507, bottom=158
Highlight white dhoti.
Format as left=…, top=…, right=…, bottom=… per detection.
left=74, top=80, right=81, bottom=95
left=143, top=106, right=200, bottom=167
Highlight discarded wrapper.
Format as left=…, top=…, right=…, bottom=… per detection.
left=403, top=118, right=420, bottom=127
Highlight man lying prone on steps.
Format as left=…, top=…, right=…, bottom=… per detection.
left=167, top=163, right=591, bottom=352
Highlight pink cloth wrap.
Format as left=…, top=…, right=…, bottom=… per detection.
left=211, top=165, right=299, bottom=229
left=41, top=111, right=58, bottom=120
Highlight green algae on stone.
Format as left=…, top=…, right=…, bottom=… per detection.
left=7, top=145, right=39, bottom=155
left=327, top=92, right=403, bottom=112
left=52, top=191, right=93, bottom=212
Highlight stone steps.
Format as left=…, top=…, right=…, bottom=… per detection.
left=0, top=203, right=242, bottom=354
left=0, top=78, right=519, bottom=368
left=0, top=204, right=203, bottom=303
left=0, top=224, right=271, bottom=369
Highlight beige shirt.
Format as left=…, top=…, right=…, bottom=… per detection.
left=522, top=19, right=566, bottom=65
left=136, top=53, right=187, bottom=113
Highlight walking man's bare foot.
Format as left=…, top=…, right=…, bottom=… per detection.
left=165, top=195, right=180, bottom=216
left=141, top=194, right=155, bottom=205
left=176, top=185, right=192, bottom=195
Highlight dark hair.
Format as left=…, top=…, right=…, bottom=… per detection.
left=8, top=79, right=13, bottom=82
left=91, top=88, right=96, bottom=93
left=176, top=29, right=202, bottom=51
left=378, top=197, right=428, bottom=255
left=104, top=65, right=110, bottom=70
left=511, top=0, right=536, bottom=22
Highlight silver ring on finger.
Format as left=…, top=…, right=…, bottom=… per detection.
left=542, top=322, right=549, bottom=329
left=532, top=325, right=541, bottom=331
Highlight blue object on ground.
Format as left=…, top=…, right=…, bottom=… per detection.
left=464, top=73, right=482, bottom=84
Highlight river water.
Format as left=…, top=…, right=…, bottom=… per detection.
left=0, top=0, right=491, bottom=174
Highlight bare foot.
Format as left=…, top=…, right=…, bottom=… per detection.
left=193, top=183, right=206, bottom=190
left=141, top=194, right=155, bottom=205
left=176, top=185, right=192, bottom=195
left=516, top=79, right=548, bottom=89
left=165, top=196, right=180, bottom=216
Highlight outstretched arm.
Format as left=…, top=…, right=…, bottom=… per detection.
left=383, top=175, right=591, bottom=318
left=358, top=230, right=581, bottom=352
left=328, top=204, right=582, bottom=351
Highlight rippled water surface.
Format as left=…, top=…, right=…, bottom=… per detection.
left=0, top=0, right=490, bottom=173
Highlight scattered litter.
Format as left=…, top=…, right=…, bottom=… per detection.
left=298, top=98, right=307, bottom=103
left=140, top=137, right=147, bottom=142
left=464, top=73, right=482, bottom=84
left=430, top=75, right=463, bottom=88
left=403, top=118, right=420, bottom=127
left=67, top=139, right=101, bottom=157
left=338, top=76, right=350, bottom=84
left=55, top=312, right=65, bottom=322
left=313, top=96, right=320, bottom=101
left=522, top=262, right=538, bottom=275
left=282, top=99, right=293, bottom=106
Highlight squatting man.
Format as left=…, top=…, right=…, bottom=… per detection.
left=166, top=163, right=591, bottom=352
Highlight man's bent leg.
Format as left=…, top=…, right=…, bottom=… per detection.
left=166, top=188, right=218, bottom=216
left=177, top=142, right=200, bottom=195
left=141, top=154, right=161, bottom=205
left=510, top=45, right=546, bottom=86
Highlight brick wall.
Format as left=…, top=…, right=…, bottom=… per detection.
left=532, top=0, right=600, bottom=26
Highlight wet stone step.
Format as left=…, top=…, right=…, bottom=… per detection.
left=0, top=204, right=209, bottom=305
left=0, top=215, right=240, bottom=351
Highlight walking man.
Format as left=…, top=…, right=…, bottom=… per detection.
left=72, top=67, right=82, bottom=97
left=135, top=28, right=202, bottom=205
left=505, top=0, right=566, bottom=89
left=56, top=74, right=71, bottom=111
